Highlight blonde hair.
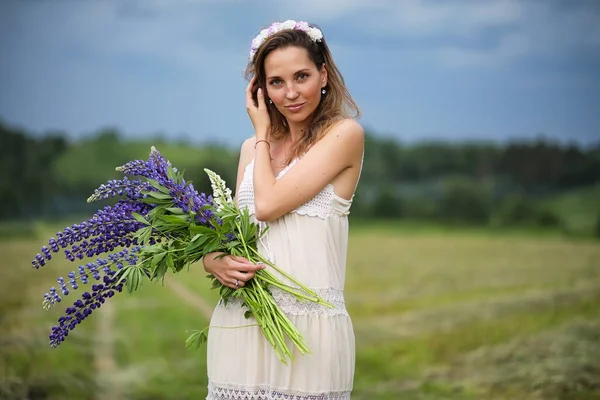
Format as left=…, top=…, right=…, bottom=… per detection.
left=245, top=24, right=360, bottom=164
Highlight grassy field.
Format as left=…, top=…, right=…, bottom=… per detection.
left=538, top=184, right=600, bottom=237
left=1, top=221, right=599, bottom=400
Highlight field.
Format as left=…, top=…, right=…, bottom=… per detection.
left=1, top=221, right=600, bottom=400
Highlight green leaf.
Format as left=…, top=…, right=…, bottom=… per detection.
left=131, top=212, right=150, bottom=225
left=185, top=234, right=210, bottom=253
left=152, top=258, right=168, bottom=280
left=166, top=207, right=186, bottom=215
left=160, top=215, right=190, bottom=225
left=138, top=197, right=173, bottom=205
left=145, top=191, right=172, bottom=200
left=225, top=240, right=241, bottom=249
left=165, top=253, right=175, bottom=272
left=126, top=268, right=146, bottom=294
left=203, top=237, right=224, bottom=254
left=167, top=165, right=178, bottom=182
left=185, top=329, right=208, bottom=351
left=139, top=226, right=153, bottom=244
left=151, top=252, right=166, bottom=267
left=189, top=225, right=217, bottom=235
left=143, top=244, right=166, bottom=254
left=145, top=178, right=171, bottom=194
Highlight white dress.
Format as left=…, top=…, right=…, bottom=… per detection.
left=205, top=157, right=356, bottom=399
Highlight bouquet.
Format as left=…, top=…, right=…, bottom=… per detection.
left=31, top=146, right=331, bottom=364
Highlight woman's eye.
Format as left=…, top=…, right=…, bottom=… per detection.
left=269, top=79, right=282, bottom=85
left=297, top=73, right=308, bottom=80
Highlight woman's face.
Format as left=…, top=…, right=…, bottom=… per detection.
left=263, top=46, right=327, bottom=126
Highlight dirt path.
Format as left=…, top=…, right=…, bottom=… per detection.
left=90, top=276, right=212, bottom=400
left=164, top=276, right=213, bottom=318
left=94, top=300, right=122, bottom=400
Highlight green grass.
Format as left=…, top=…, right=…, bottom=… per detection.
left=111, top=281, right=210, bottom=400
left=1, top=222, right=599, bottom=399
left=538, top=184, right=600, bottom=236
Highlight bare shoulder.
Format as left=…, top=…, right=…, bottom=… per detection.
left=324, top=119, right=363, bottom=144
left=239, top=135, right=257, bottom=166
left=320, top=118, right=364, bottom=162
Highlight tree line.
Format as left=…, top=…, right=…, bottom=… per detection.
left=1, top=120, right=598, bottom=235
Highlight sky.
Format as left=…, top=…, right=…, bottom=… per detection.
left=1, top=0, right=599, bottom=148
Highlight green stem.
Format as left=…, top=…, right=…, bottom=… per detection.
left=235, top=220, right=252, bottom=260
left=253, top=273, right=321, bottom=302
left=249, top=250, right=333, bottom=308
left=249, top=247, right=313, bottom=292
left=260, top=295, right=291, bottom=361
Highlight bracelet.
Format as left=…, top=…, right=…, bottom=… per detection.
left=254, top=139, right=270, bottom=149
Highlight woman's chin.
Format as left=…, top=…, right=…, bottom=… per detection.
left=283, top=109, right=314, bottom=125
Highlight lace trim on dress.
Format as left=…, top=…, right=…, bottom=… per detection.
left=207, top=381, right=351, bottom=400
left=219, top=287, right=348, bottom=317
left=236, top=159, right=349, bottom=220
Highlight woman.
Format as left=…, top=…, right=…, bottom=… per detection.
left=202, top=20, right=364, bottom=399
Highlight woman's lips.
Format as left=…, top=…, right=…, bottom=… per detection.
left=285, top=102, right=305, bottom=112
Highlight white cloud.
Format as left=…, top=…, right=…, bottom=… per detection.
left=277, top=0, right=599, bottom=69
left=379, top=0, right=522, bottom=38
left=277, top=0, right=522, bottom=37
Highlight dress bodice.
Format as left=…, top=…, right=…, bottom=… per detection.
left=236, top=157, right=353, bottom=219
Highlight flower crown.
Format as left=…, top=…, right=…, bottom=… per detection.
left=249, top=20, right=323, bottom=60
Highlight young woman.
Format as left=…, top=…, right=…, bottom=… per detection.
left=202, top=20, right=364, bottom=399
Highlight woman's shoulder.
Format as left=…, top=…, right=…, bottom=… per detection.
left=322, top=118, right=363, bottom=142
left=239, top=135, right=257, bottom=166
left=319, top=118, right=364, bottom=156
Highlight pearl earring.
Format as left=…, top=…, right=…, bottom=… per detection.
left=321, top=88, right=326, bottom=95
left=269, top=99, right=273, bottom=104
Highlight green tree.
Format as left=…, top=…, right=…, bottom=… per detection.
left=438, top=178, right=492, bottom=224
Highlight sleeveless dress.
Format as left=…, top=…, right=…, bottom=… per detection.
left=205, top=157, right=357, bottom=399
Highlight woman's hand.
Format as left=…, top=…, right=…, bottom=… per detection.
left=202, top=251, right=265, bottom=289
left=245, top=76, right=271, bottom=139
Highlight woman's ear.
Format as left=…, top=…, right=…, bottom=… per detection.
left=321, top=63, right=328, bottom=88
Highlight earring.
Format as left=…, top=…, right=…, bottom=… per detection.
left=321, top=88, right=326, bottom=95
left=269, top=99, right=273, bottom=104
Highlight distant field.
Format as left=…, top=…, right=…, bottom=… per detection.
left=1, top=223, right=599, bottom=399
left=538, top=184, right=600, bottom=237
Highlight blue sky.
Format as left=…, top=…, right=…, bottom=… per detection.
left=1, top=0, right=599, bottom=148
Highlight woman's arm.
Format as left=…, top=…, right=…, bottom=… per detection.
left=202, top=137, right=262, bottom=288
left=253, top=118, right=364, bottom=221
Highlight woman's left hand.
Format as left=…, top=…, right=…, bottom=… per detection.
left=245, top=76, right=271, bottom=138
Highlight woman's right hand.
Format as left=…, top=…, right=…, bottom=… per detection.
left=202, top=252, right=265, bottom=290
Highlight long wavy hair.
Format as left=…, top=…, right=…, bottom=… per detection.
left=245, top=24, right=360, bottom=164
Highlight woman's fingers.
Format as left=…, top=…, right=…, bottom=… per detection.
left=256, top=87, right=266, bottom=110
left=229, top=255, right=253, bottom=265
left=229, top=256, right=264, bottom=272
left=245, top=77, right=257, bottom=110
left=224, top=270, right=257, bottom=289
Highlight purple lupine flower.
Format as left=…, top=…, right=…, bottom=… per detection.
left=115, top=147, right=215, bottom=224
left=32, top=146, right=220, bottom=349
left=49, top=275, right=124, bottom=347
left=43, top=246, right=142, bottom=309
left=32, top=201, right=150, bottom=269
left=87, top=176, right=150, bottom=203
left=46, top=246, right=142, bottom=347
left=32, top=147, right=215, bottom=269
left=116, top=147, right=171, bottom=184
